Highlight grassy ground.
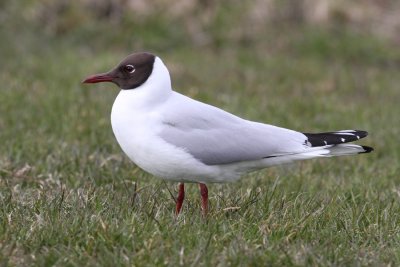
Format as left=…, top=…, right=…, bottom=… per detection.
left=1, top=3, right=400, bottom=266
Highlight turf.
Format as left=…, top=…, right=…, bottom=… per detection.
left=1, top=3, right=400, bottom=266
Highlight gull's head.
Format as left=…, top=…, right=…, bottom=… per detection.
left=83, top=52, right=169, bottom=90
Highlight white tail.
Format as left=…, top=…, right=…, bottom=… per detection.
left=325, top=144, right=372, bottom=156
left=262, top=144, right=372, bottom=167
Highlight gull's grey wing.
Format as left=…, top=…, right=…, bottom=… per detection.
left=158, top=93, right=308, bottom=165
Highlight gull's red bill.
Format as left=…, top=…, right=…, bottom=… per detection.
left=82, top=73, right=114, bottom=84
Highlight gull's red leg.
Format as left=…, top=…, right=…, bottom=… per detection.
left=175, top=183, right=185, bottom=215
left=199, top=183, right=208, bottom=216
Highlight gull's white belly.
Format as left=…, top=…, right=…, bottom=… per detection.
left=110, top=97, right=225, bottom=182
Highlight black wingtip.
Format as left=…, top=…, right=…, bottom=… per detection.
left=354, top=130, right=368, bottom=138
left=303, top=130, right=370, bottom=147
left=359, top=145, right=374, bottom=154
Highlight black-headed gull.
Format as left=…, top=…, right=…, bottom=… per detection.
left=83, top=52, right=373, bottom=216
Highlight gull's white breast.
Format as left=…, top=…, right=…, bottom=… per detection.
left=110, top=90, right=224, bottom=182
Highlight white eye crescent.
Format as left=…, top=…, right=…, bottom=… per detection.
left=125, top=64, right=135, bottom=73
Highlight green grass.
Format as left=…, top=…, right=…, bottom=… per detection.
left=1, top=3, right=400, bottom=266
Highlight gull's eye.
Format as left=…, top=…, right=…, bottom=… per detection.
left=124, top=64, right=135, bottom=73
